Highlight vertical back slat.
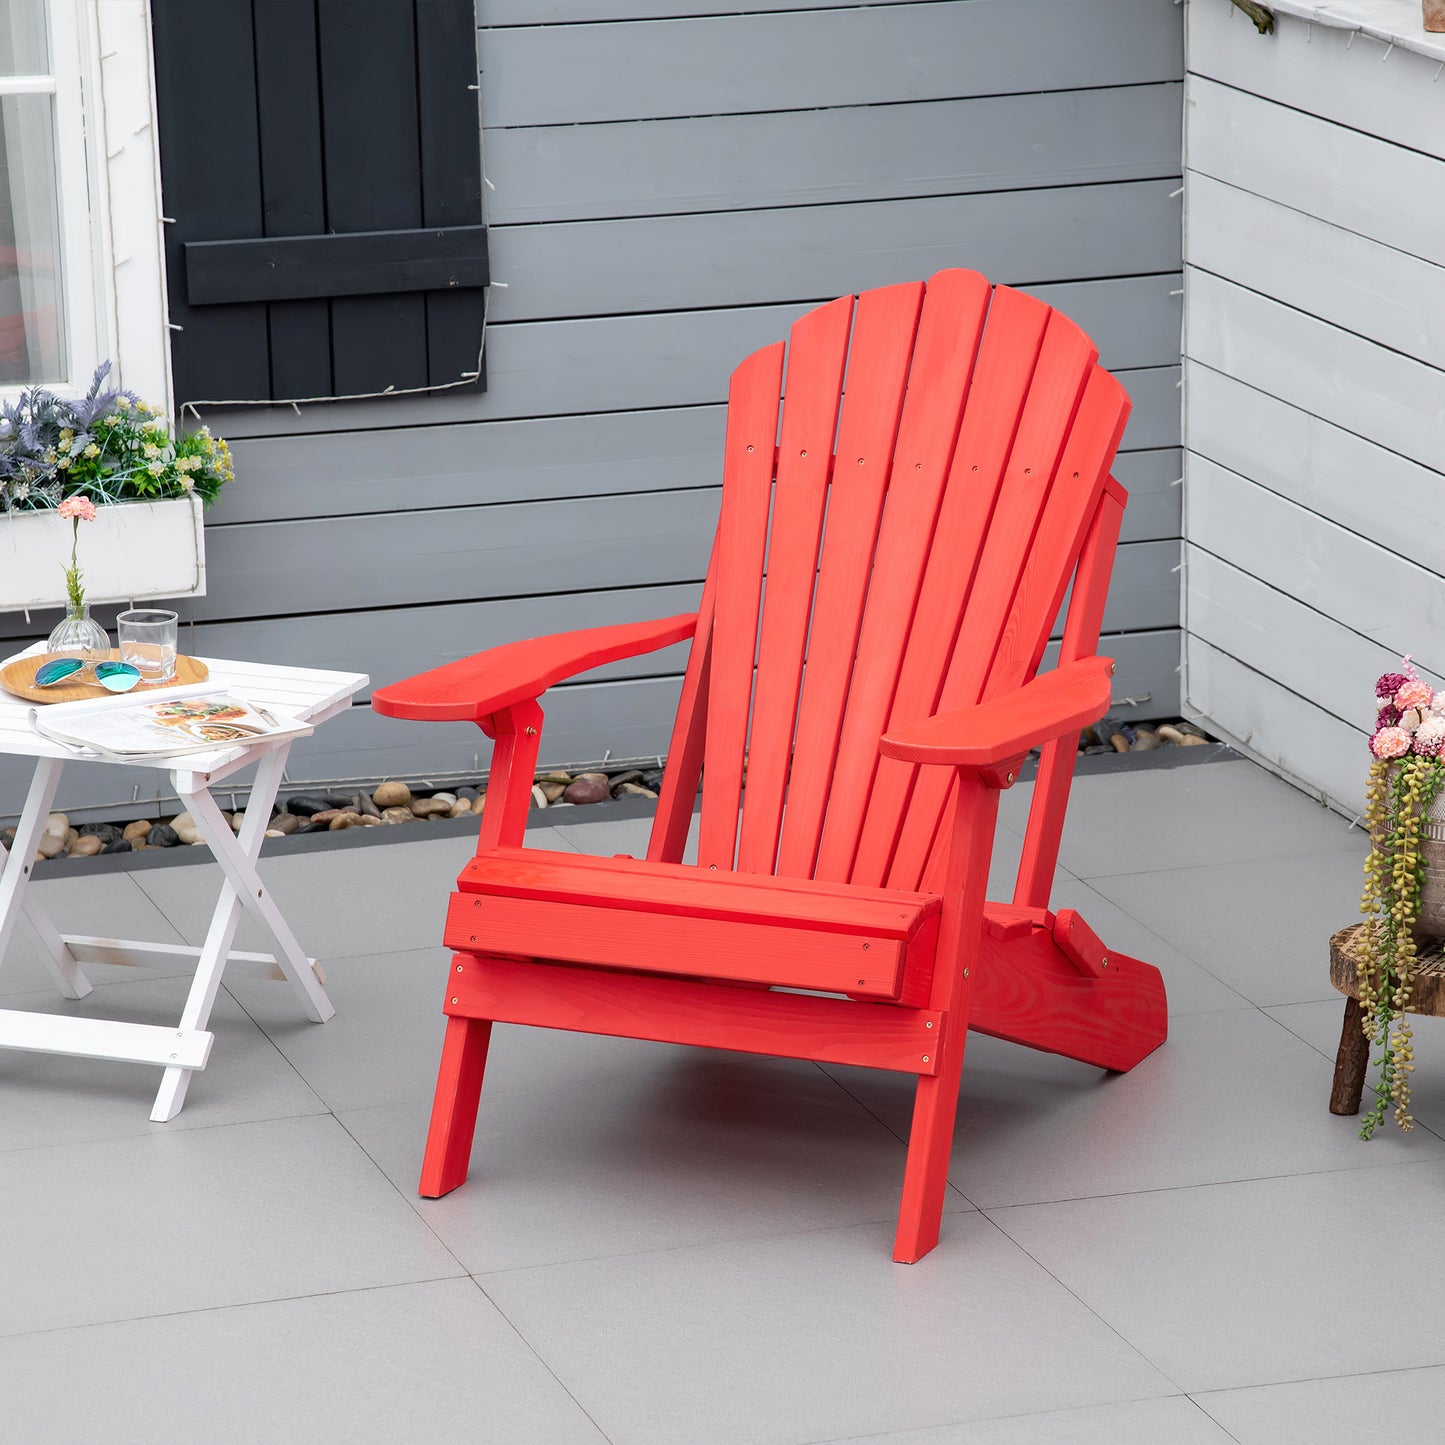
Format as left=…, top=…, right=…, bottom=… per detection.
left=1012, top=476, right=1128, bottom=908
left=778, top=271, right=986, bottom=880
left=735, top=297, right=855, bottom=875
left=915, top=384, right=1127, bottom=898
left=825, top=287, right=1049, bottom=886
left=883, top=313, right=1099, bottom=891
left=697, top=342, right=786, bottom=870
left=987, top=366, right=1129, bottom=699
left=647, top=553, right=718, bottom=865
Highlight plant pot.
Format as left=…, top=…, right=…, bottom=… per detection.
left=0, top=495, right=206, bottom=612
left=1374, top=762, right=1445, bottom=937
left=1426, top=0, right=1445, bottom=32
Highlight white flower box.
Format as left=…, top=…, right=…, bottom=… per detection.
left=0, top=495, right=206, bottom=613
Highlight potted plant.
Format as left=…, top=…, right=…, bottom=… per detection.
left=1358, top=658, right=1445, bottom=1137
left=0, top=363, right=233, bottom=613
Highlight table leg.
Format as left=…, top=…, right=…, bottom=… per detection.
left=1330, top=996, right=1371, bottom=1116
left=151, top=746, right=333, bottom=1121
left=0, top=757, right=92, bottom=1000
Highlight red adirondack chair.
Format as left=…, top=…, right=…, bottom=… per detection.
left=373, top=271, right=1168, bottom=1263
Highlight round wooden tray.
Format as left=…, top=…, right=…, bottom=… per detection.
left=1, top=651, right=209, bottom=704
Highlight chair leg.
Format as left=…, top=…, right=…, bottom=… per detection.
left=419, top=1015, right=493, bottom=1198
left=893, top=1021, right=970, bottom=1264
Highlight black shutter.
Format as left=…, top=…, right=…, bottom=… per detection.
left=151, top=0, right=487, bottom=408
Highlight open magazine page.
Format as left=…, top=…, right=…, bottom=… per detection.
left=32, top=689, right=313, bottom=760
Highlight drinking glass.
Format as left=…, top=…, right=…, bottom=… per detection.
left=117, top=609, right=179, bottom=683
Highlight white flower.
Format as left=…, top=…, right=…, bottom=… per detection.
left=1402, top=707, right=1423, bottom=732
left=1416, top=716, right=1445, bottom=749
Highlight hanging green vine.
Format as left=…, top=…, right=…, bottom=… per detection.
left=1359, top=755, right=1445, bottom=1137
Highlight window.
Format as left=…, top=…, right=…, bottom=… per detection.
left=0, top=0, right=98, bottom=392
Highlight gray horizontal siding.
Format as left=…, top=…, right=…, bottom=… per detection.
left=135, top=0, right=1184, bottom=794
left=197, top=511, right=1174, bottom=635
left=474, top=84, right=1183, bottom=227
left=188, top=537, right=1174, bottom=690
left=196, top=488, right=720, bottom=622
left=479, top=0, right=1182, bottom=127
left=217, top=278, right=1181, bottom=440
left=485, top=181, right=1183, bottom=323
left=480, top=0, right=925, bottom=22
left=207, top=400, right=1179, bottom=535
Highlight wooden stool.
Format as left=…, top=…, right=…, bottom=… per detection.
left=1329, top=923, right=1445, bottom=1114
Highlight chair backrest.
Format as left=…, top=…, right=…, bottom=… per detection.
left=648, top=270, right=1131, bottom=893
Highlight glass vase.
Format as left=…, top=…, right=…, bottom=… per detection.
left=46, top=602, right=110, bottom=673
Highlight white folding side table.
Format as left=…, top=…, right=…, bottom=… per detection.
left=0, top=650, right=367, bottom=1120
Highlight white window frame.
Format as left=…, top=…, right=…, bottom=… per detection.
left=0, top=0, right=172, bottom=412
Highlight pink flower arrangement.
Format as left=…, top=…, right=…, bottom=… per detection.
left=1371, top=657, right=1445, bottom=758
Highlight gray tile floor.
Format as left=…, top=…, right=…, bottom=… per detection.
left=0, top=756, right=1432, bottom=1444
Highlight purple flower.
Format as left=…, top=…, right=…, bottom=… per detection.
left=1378, top=703, right=1402, bottom=728
left=1377, top=672, right=1410, bottom=699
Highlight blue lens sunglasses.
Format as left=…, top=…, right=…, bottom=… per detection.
left=34, top=657, right=143, bottom=693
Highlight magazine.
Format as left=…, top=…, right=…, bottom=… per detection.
left=30, top=686, right=313, bottom=761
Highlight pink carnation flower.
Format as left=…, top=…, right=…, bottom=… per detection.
left=56, top=495, right=96, bottom=523
left=1377, top=702, right=1402, bottom=728
left=1396, top=679, right=1434, bottom=712
left=1377, top=672, right=1410, bottom=699
left=1371, top=726, right=1413, bottom=759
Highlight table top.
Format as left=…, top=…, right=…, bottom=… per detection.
left=0, top=645, right=368, bottom=771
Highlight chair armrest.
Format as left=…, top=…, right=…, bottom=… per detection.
left=371, top=614, right=698, bottom=723
left=879, top=657, right=1115, bottom=769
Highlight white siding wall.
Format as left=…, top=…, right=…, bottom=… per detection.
left=1183, top=0, right=1445, bottom=814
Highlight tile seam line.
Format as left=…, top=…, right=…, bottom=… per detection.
left=0, top=1098, right=335, bottom=1160
left=1183, top=1393, right=1246, bottom=1445
left=1190, top=1356, right=1445, bottom=1400
left=216, top=976, right=331, bottom=1113
left=0, top=1101, right=370, bottom=1162
left=469, top=1212, right=935, bottom=1281
left=459, top=1274, right=619, bottom=1445
left=329, top=1107, right=475, bottom=1277
left=794, top=1391, right=1210, bottom=1445
left=973, top=1209, right=1189, bottom=1394
left=980, top=1151, right=1445, bottom=1214
left=1075, top=838, right=1367, bottom=881
left=1261, top=1007, right=1445, bottom=1147
left=0, top=1271, right=469, bottom=1344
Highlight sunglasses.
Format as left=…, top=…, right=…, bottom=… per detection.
left=35, top=657, right=143, bottom=693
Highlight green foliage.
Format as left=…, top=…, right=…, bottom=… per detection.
left=1359, top=756, right=1445, bottom=1138
left=0, top=363, right=234, bottom=514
